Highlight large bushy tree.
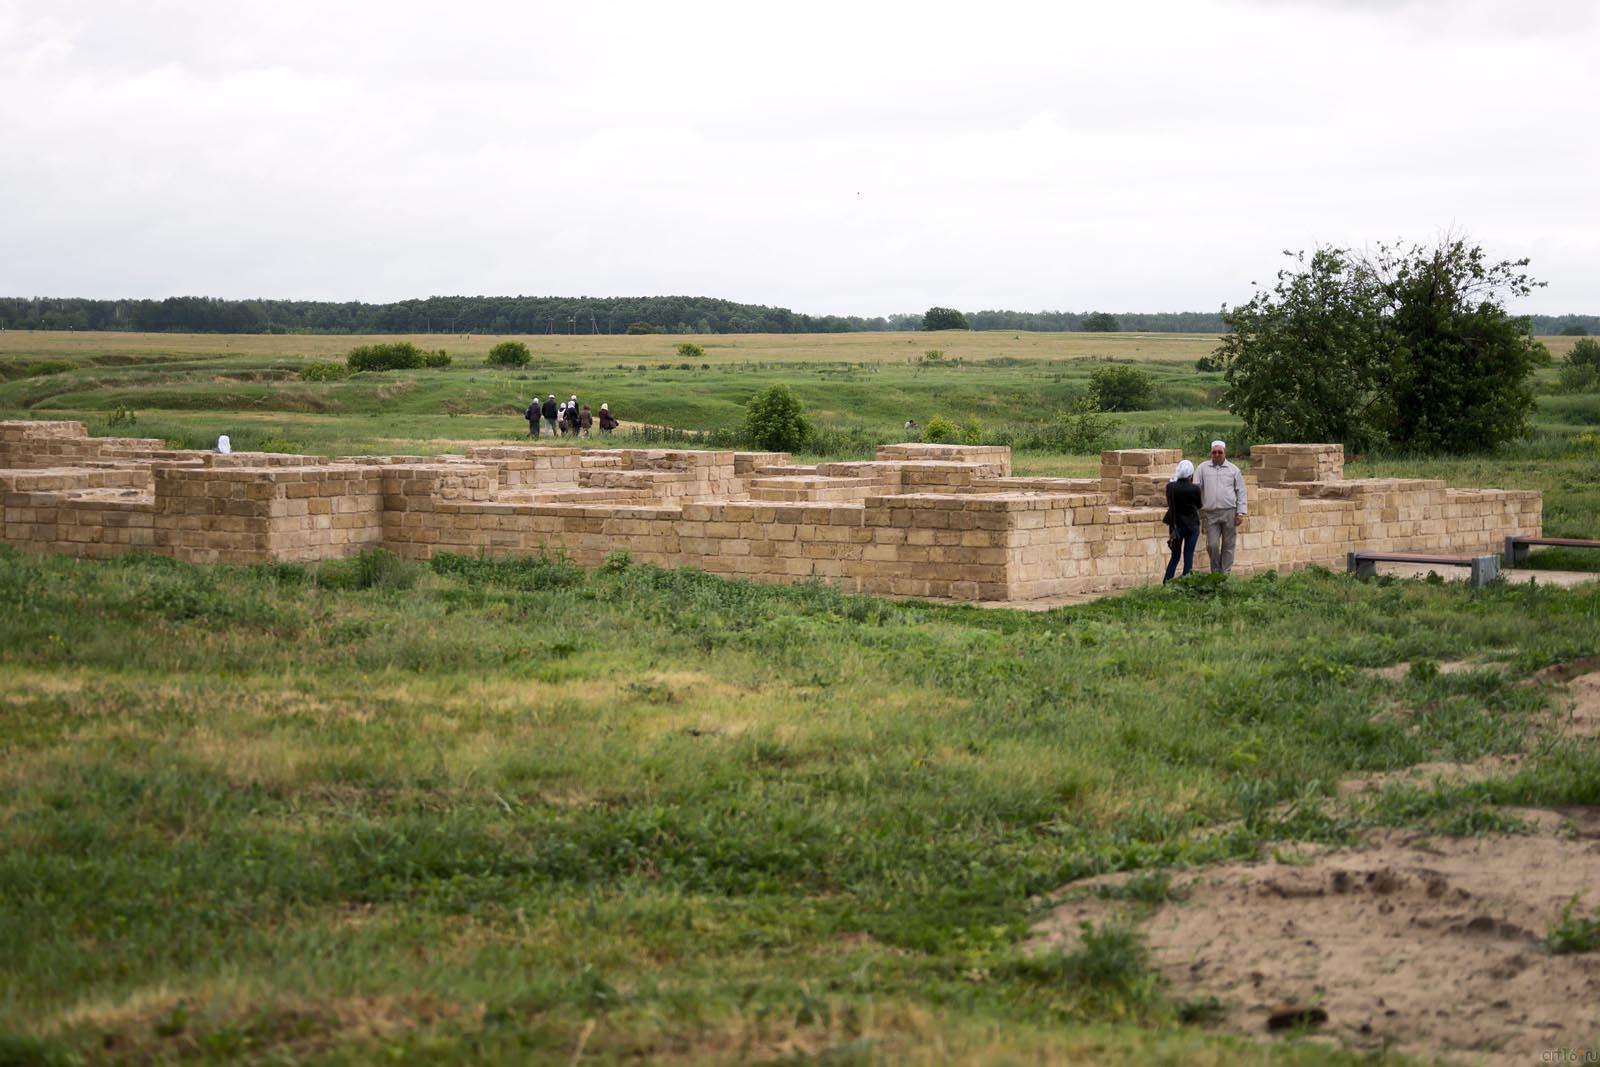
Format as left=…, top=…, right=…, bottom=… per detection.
left=921, top=306, right=969, bottom=330
left=741, top=384, right=812, bottom=452
left=1215, top=239, right=1544, bottom=453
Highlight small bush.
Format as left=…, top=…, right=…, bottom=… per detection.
left=1567, top=337, right=1600, bottom=370
left=924, top=415, right=956, bottom=443
left=741, top=384, right=812, bottom=452
left=108, top=404, right=137, bottom=427
left=1054, top=396, right=1115, bottom=453
left=1559, top=363, right=1600, bottom=393
left=1546, top=895, right=1600, bottom=955
left=255, top=436, right=304, bottom=454
left=299, top=361, right=351, bottom=382
left=676, top=343, right=705, bottom=359
left=958, top=416, right=983, bottom=445
left=422, top=348, right=451, bottom=368
left=1088, top=365, right=1155, bottom=411
left=347, top=342, right=425, bottom=372
left=486, top=341, right=531, bottom=367
left=1195, top=353, right=1223, bottom=373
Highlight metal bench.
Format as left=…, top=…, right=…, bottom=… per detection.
left=1504, top=536, right=1600, bottom=567
left=1347, top=551, right=1500, bottom=588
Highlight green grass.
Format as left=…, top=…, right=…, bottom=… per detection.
left=1, top=546, right=1596, bottom=1062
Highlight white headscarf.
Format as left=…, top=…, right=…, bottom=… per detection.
left=1174, top=459, right=1194, bottom=480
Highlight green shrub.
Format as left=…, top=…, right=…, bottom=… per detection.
left=1559, top=363, right=1600, bottom=393
left=924, top=415, right=956, bottom=442
left=298, top=361, right=351, bottom=382
left=1546, top=895, right=1600, bottom=954
left=1088, top=365, right=1155, bottom=411
left=486, top=341, right=531, bottom=367
left=347, top=342, right=425, bottom=372
left=422, top=348, right=451, bottom=367
left=676, top=343, right=705, bottom=359
left=741, top=384, right=812, bottom=452
left=108, top=404, right=137, bottom=427
left=1054, top=396, right=1116, bottom=453
left=1567, top=337, right=1600, bottom=370
left=1195, top=353, right=1223, bottom=373
left=958, top=416, right=983, bottom=445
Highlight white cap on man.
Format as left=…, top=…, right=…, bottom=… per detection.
left=1211, top=439, right=1226, bottom=451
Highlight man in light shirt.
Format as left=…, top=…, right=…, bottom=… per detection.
left=1194, top=439, right=1247, bottom=574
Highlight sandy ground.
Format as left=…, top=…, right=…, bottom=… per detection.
left=1033, top=671, right=1600, bottom=1064
left=962, top=565, right=1599, bottom=612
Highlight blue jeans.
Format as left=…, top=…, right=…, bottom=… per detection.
left=1164, top=526, right=1198, bottom=582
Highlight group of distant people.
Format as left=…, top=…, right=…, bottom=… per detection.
left=524, top=394, right=618, bottom=438
left=1161, top=439, right=1247, bottom=581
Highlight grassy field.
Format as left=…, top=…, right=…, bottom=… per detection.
left=3, top=548, right=1598, bottom=1064
left=2, top=330, right=1599, bottom=1063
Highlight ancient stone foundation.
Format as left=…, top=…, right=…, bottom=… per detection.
left=1, top=421, right=1541, bottom=602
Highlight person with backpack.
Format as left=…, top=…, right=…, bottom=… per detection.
left=579, top=404, right=593, bottom=437
left=524, top=396, right=541, bottom=437
left=564, top=395, right=580, bottom=435
left=598, top=403, right=617, bottom=434
left=541, top=394, right=559, bottom=436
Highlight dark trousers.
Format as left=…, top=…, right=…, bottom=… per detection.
left=1164, top=525, right=1199, bottom=582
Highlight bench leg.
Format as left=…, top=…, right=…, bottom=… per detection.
left=1470, top=555, right=1500, bottom=588
left=1347, top=553, right=1377, bottom=579
left=1504, top=537, right=1530, bottom=567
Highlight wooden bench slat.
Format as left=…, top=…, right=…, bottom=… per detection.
left=1352, top=552, right=1476, bottom=566
left=1510, top=537, right=1600, bottom=549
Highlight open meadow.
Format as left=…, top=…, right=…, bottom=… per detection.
left=3, top=330, right=1600, bottom=1064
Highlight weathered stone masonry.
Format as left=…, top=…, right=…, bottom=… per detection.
left=1, top=420, right=1541, bottom=601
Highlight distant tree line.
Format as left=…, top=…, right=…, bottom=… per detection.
left=0, top=295, right=903, bottom=335
left=0, top=294, right=1591, bottom=336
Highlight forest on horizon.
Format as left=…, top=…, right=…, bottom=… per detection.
left=2, top=294, right=1596, bottom=337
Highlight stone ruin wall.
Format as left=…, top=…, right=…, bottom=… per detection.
left=1, top=420, right=1541, bottom=602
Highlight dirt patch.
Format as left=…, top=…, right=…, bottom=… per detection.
left=1338, top=754, right=1525, bottom=798
left=1035, top=823, right=1600, bottom=1063
left=1560, top=672, right=1600, bottom=739
left=1367, top=658, right=1503, bottom=683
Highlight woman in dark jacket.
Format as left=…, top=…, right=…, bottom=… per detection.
left=1163, top=459, right=1202, bottom=582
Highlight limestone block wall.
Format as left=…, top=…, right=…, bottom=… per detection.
left=1101, top=449, right=1182, bottom=506
left=1252, top=443, right=1344, bottom=486
left=0, top=420, right=1546, bottom=602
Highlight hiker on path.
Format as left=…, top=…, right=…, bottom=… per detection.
left=598, top=403, right=617, bottom=434
left=524, top=397, right=540, bottom=437
left=541, top=394, right=559, bottom=436
left=1162, top=459, right=1202, bottom=582
left=579, top=404, right=593, bottom=437
left=1194, top=439, right=1247, bottom=574
left=563, top=396, right=580, bottom=435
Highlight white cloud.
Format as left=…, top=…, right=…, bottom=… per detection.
left=2, top=0, right=1596, bottom=315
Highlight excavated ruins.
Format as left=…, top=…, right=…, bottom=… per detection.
left=0, top=420, right=1541, bottom=601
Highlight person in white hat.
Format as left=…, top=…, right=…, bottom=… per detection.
left=1194, top=439, right=1247, bottom=574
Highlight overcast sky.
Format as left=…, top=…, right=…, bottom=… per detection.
left=2, top=0, right=1596, bottom=317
